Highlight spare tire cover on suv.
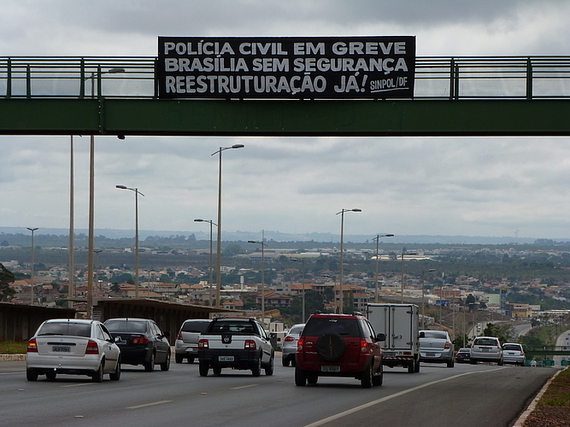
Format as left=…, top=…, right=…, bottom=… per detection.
left=316, top=332, right=346, bottom=361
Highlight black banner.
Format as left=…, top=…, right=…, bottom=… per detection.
left=157, top=36, right=415, bottom=99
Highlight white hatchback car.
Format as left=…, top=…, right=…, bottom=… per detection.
left=470, top=336, right=504, bottom=365
left=502, top=343, right=525, bottom=365
left=26, top=319, right=121, bottom=382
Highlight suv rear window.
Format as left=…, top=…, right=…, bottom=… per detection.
left=210, top=321, right=256, bottom=334
left=38, top=322, right=91, bottom=337
left=303, top=317, right=361, bottom=337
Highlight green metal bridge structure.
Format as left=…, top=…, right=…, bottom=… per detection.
left=524, top=346, right=570, bottom=366
left=1, top=56, right=570, bottom=137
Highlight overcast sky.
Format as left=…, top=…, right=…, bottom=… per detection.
left=2, top=0, right=570, bottom=241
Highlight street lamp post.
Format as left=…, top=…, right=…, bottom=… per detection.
left=212, top=144, right=244, bottom=307
left=292, top=257, right=307, bottom=322
left=27, top=227, right=38, bottom=305
left=336, top=208, right=361, bottom=314
left=421, top=269, right=436, bottom=328
left=400, top=249, right=417, bottom=303
left=248, top=232, right=267, bottom=326
left=69, top=135, right=75, bottom=302
left=373, top=233, right=394, bottom=302
left=194, top=219, right=217, bottom=306
left=439, top=272, right=445, bottom=326
left=85, top=67, right=125, bottom=319
left=116, top=185, right=145, bottom=299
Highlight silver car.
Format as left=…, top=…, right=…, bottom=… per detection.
left=470, top=336, right=504, bottom=365
left=281, top=323, right=304, bottom=367
left=502, top=343, right=525, bottom=365
left=175, top=319, right=212, bottom=363
left=26, top=318, right=121, bottom=382
left=419, top=330, right=455, bottom=367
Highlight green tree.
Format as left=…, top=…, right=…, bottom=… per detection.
left=0, top=263, right=16, bottom=300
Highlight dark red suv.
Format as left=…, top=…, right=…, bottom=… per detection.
left=295, top=313, right=385, bottom=388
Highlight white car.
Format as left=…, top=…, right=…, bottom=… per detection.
left=502, top=343, right=525, bottom=365
left=470, top=336, right=503, bottom=365
left=175, top=319, right=212, bottom=364
left=26, top=318, right=121, bottom=382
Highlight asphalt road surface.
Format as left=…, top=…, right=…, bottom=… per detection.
left=0, top=358, right=556, bottom=427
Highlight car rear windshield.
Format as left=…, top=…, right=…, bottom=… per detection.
left=422, top=331, right=448, bottom=339
left=38, top=322, right=91, bottom=337
left=105, top=320, right=148, bottom=333
left=503, top=344, right=522, bottom=351
left=209, top=321, right=256, bottom=334
left=181, top=321, right=211, bottom=333
left=474, top=338, right=498, bottom=346
left=288, top=325, right=304, bottom=335
left=303, top=318, right=361, bottom=337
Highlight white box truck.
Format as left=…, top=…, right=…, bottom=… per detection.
left=367, top=303, right=420, bottom=373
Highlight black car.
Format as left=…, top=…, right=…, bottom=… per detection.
left=104, top=318, right=171, bottom=371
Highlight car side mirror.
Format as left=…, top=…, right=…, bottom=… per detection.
left=269, top=332, right=277, bottom=340
left=376, top=333, right=386, bottom=342
left=163, top=331, right=171, bottom=338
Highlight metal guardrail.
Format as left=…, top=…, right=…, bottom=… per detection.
left=1, top=56, right=570, bottom=100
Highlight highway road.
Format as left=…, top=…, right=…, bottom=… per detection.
left=0, top=359, right=556, bottom=427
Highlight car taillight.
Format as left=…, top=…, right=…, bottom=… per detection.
left=177, top=330, right=183, bottom=340
left=297, top=337, right=304, bottom=351
left=132, top=336, right=149, bottom=345
left=27, top=338, right=38, bottom=353
left=360, top=339, right=372, bottom=353
left=284, top=336, right=295, bottom=342
left=85, top=340, right=99, bottom=354
left=244, top=340, right=256, bottom=350
left=198, top=339, right=209, bottom=349
left=444, top=341, right=452, bottom=349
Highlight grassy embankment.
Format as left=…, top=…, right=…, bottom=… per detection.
left=0, top=342, right=27, bottom=354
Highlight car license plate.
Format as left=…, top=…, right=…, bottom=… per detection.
left=52, top=346, right=70, bottom=352
left=321, top=365, right=340, bottom=372
left=383, top=351, right=395, bottom=357
left=482, top=348, right=490, bottom=352
left=426, top=352, right=436, bottom=357
left=218, top=356, right=234, bottom=362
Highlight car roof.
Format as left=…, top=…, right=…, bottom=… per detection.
left=309, top=313, right=364, bottom=319
left=105, top=317, right=152, bottom=322
left=44, top=318, right=94, bottom=324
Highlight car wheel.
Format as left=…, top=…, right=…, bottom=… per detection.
left=498, top=358, right=504, bottom=366
left=408, top=360, right=415, bottom=373
left=316, top=333, right=346, bottom=362
left=110, top=358, right=121, bottom=381
left=282, top=356, right=290, bottom=367
left=160, top=351, right=171, bottom=371
left=372, top=364, right=383, bottom=386
left=46, top=371, right=57, bottom=381
left=294, top=366, right=307, bottom=386
left=199, top=361, right=209, bottom=377
left=92, top=362, right=104, bottom=382
left=447, top=359, right=455, bottom=368
left=361, top=362, right=373, bottom=388
left=251, top=357, right=261, bottom=377
left=26, top=369, right=38, bottom=381
left=265, top=353, right=274, bottom=376
left=144, top=352, right=155, bottom=372
left=213, top=366, right=222, bottom=375
left=415, top=359, right=421, bottom=373
left=175, top=354, right=184, bottom=364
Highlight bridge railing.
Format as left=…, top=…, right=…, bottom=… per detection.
left=1, top=56, right=570, bottom=100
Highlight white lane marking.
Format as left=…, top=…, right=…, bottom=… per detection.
left=304, top=367, right=506, bottom=427
left=126, top=400, right=172, bottom=409
left=61, top=382, right=93, bottom=388
left=232, top=384, right=260, bottom=390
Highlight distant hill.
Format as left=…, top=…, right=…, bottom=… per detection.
left=1, top=226, right=564, bottom=245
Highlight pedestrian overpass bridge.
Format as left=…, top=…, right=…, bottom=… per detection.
left=1, top=56, right=570, bottom=137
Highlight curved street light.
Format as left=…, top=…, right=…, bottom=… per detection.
left=336, top=208, right=361, bottom=314
left=212, top=144, right=244, bottom=307
left=84, top=67, right=125, bottom=319
left=116, top=185, right=145, bottom=299
left=195, top=218, right=217, bottom=306
left=372, top=233, right=394, bottom=302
